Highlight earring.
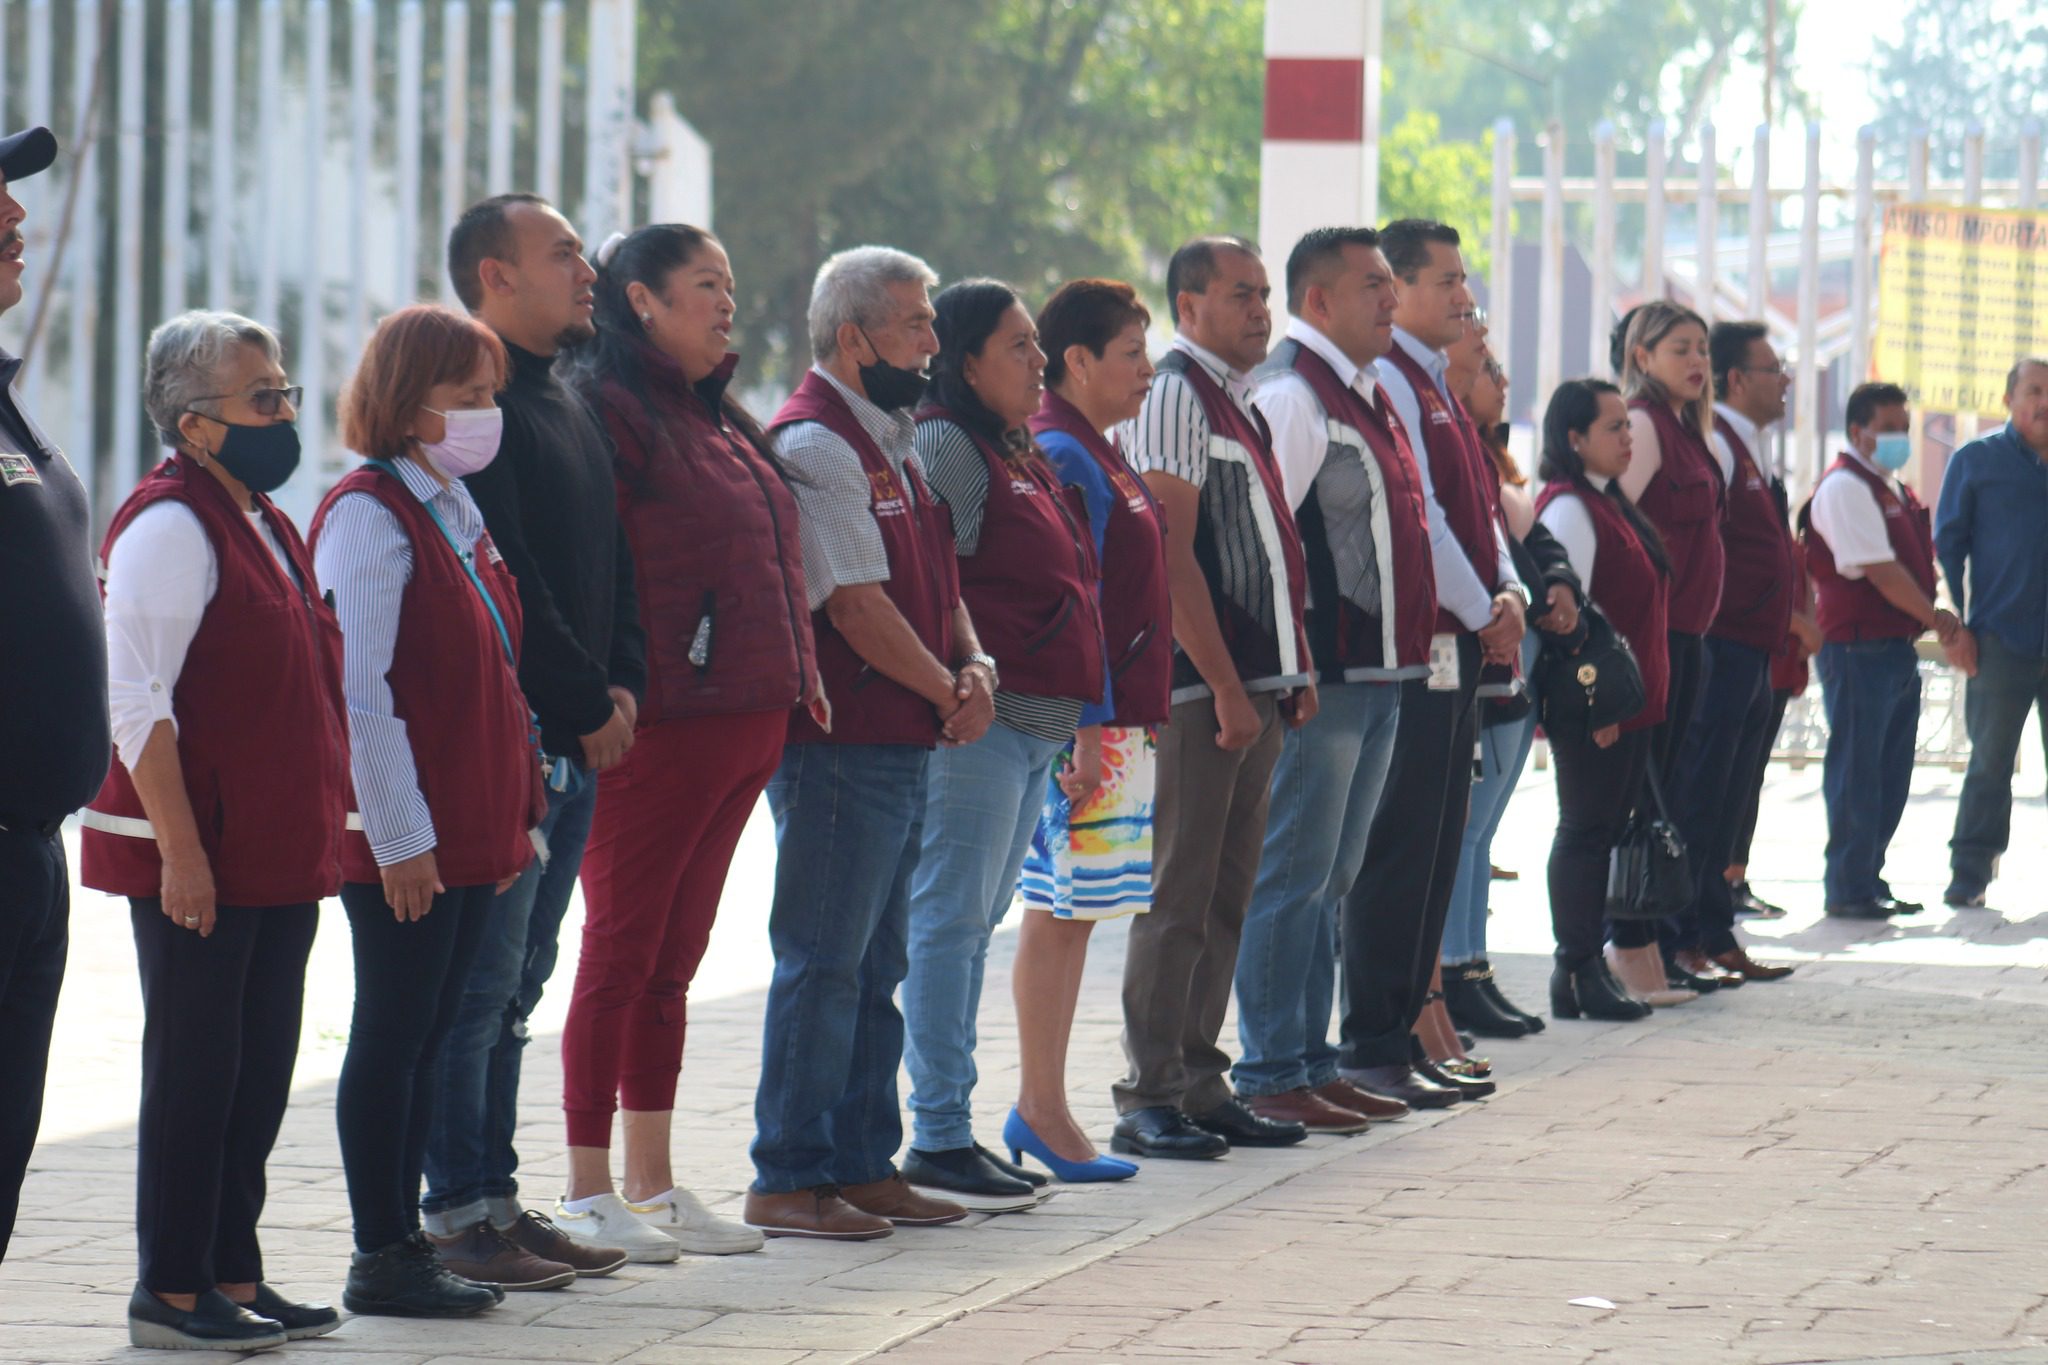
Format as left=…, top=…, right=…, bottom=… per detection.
left=640, top=313, right=654, bottom=327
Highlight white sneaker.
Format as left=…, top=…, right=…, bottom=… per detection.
left=625, top=1187, right=766, bottom=1255
left=551, top=1193, right=683, bottom=1264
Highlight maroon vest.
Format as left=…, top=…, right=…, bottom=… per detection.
left=598, top=350, right=816, bottom=724
left=1631, top=399, right=1727, bottom=635
left=310, top=464, right=546, bottom=887
left=1029, top=390, right=1172, bottom=727
left=770, top=372, right=959, bottom=747
left=1802, top=454, right=1937, bottom=643
left=1278, top=339, right=1437, bottom=675
left=918, top=408, right=1107, bottom=702
left=1381, top=343, right=1504, bottom=634
left=1535, top=480, right=1672, bottom=733
left=1708, top=415, right=1796, bottom=653
left=82, top=456, right=350, bottom=906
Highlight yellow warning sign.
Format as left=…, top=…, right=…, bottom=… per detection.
left=1876, top=203, right=2048, bottom=416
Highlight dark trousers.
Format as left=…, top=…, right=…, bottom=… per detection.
left=336, top=881, right=495, bottom=1253
left=1670, top=637, right=1775, bottom=956
left=1548, top=728, right=1651, bottom=963
left=132, top=900, right=317, bottom=1293
left=1948, top=632, right=2048, bottom=894
left=1816, top=638, right=1921, bottom=904
left=1728, top=688, right=1794, bottom=869
left=1339, top=636, right=1480, bottom=1070
left=1613, top=629, right=1706, bottom=950
left=0, top=822, right=68, bottom=1265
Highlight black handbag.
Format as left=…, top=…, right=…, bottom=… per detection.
left=1535, top=603, right=1646, bottom=745
left=1606, top=765, right=1692, bottom=922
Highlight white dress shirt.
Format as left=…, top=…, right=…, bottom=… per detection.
left=1535, top=478, right=1611, bottom=586
left=1256, top=316, right=1379, bottom=512
left=1808, top=446, right=1900, bottom=579
left=1708, top=401, right=1753, bottom=484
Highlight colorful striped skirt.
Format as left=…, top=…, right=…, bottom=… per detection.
left=1017, top=725, right=1155, bottom=921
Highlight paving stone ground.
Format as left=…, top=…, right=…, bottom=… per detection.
left=6, top=753, right=2047, bottom=1365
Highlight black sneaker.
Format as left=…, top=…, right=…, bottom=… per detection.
left=901, top=1146, right=1040, bottom=1211
left=976, top=1142, right=1049, bottom=1188
left=127, top=1285, right=287, bottom=1351
left=344, top=1230, right=504, bottom=1318
left=1943, top=881, right=1988, bottom=908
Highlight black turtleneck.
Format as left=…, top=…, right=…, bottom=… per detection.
left=463, top=340, right=645, bottom=759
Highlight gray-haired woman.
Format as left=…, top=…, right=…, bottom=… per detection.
left=79, top=310, right=350, bottom=1350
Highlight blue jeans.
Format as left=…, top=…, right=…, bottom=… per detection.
left=752, top=743, right=930, bottom=1194
left=1232, top=681, right=1400, bottom=1098
left=902, top=722, right=1067, bottom=1151
left=420, top=761, right=598, bottom=1219
left=1948, top=630, right=2048, bottom=893
left=1440, top=711, right=1538, bottom=965
left=1816, top=639, right=1920, bottom=905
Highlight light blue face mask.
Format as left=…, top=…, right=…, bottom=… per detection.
left=1871, top=432, right=1912, bottom=471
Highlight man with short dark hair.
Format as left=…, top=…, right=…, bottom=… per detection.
left=1935, top=357, right=2048, bottom=908
left=1803, top=381, right=1969, bottom=920
left=420, top=193, right=643, bottom=1286
left=0, top=125, right=111, bottom=1264
left=1112, top=235, right=1316, bottom=1159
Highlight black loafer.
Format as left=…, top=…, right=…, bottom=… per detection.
left=1877, top=896, right=1925, bottom=916
left=1340, top=1064, right=1461, bottom=1109
left=1415, top=1057, right=1496, bottom=1100
left=1110, top=1105, right=1228, bottom=1160
left=901, top=1146, right=1039, bottom=1210
left=1188, top=1097, right=1308, bottom=1148
left=248, top=1283, right=340, bottom=1340
left=976, top=1141, right=1049, bottom=1187
left=1825, top=900, right=1895, bottom=921
left=127, top=1285, right=287, bottom=1351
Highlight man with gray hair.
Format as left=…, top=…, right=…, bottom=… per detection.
left=744, top=245, right=995, bottom=1241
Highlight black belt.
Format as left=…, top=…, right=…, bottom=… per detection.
left=0, top=813, right=63, bottom=838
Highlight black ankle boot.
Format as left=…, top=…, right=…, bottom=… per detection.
left=1471, top=958, right=1544, bottom=1032
left=344, top=1231, right=503, bottom=1318
left=1444, top=963, right=1531, bottom=1038
left=1551, top=957, right=1652, bottom=1021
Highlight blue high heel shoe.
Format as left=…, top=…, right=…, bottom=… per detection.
left=1003, top=1108, right=1137, bottom=1183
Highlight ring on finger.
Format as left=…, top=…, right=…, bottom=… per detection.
left=183, top=916, right=201, bottom=927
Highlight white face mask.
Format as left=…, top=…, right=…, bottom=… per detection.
left=420, top=406, right=504, bottom=479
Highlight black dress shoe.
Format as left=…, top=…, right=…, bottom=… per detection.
left=976, top=1141, right=1048, bottom=1187
left=345, top=1230, right=503, bottom=1318
left=1443, top=964, right=1533, bottom=1039
left=1414, top=1057, right=1496, bottom=1099
left=248, top=1283, right=341, bottom=1340
left=1877, top=896, right=1925, bottom=916
left=1110, top=1105, right=1228, bottom=1160
left=1824, top=899, right=1895, bottom=921
left=1339, top=1063, right=1460, bottom=1109
left=1188, top=1097, right=1308, bottom=1147
left=128, top=1285, right=287, bottom=1351
left=1665, top=961, right=1721, bottom=993
left=1943, top=879, right=1988, bottom=908
left=901, top=1146, right=1040, bottom=1210
left=1732, top=880, right=1790, bottom=919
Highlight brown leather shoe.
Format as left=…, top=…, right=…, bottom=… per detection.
left=839, top=1173, right=969, bottom=1227
left=1675, top=948, right=1745, bottom=987
left=741, top=1188, right=893, bottom=1241
left=1713, top=946, right=1794, bottom=981
left=500, top=1209, right=628, bottom=1277
left=1312, top=1077, right=1410, bottom=1121
left=427, top=1222, right=575, bottom=1291
left=1245, top=1088, right=1369, bottom=1134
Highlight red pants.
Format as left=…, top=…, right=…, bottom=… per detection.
left=562, top=708, right=787, bottom=1148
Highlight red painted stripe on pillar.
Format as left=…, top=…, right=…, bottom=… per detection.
left=1263, top=56, right=1365, bottom=143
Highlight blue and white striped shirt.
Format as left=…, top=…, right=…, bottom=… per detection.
left=312, top=455, right=491, bottom=868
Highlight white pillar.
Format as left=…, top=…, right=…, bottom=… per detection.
left=114, top=0, right=145, bottom=494
left=1537, top=123, right=1565, bottom=410
left=208, top=0, right=236, bottom=309
left=68, top=0, right=98, bottom=503
left=1694, top=122, right=1716, bottom=324
left=439, top=0, right=470, bottom=302
left=1590, top=121, right=1616, bottom=375
left=1796, top=122, right=1822, bottom=489
left=581, top=0, right=621, bottom=244
left=20, top=0, right=50, bottom=411
left=395, top=0, right=422, bottom=303
left=537, top=0, right=564, bottom=204
left=1747, top=124, right=1769, bottom=318
left=254, top=0, right=283, bottom=325
left=2021, top=121, right=2042, bottom=210
left=487, top=0, right=514, bottom=193
left=160, top=0, right=191, bottom=319
left=1643, top=121, right=1667, bottom=300
left=298, top=0, right=330, bottom=512
left=1490, top=118, right=1515, bottom=378
left=1851, top=126, right=1874, bottom=386
left=643, top=91, right=712, bottom=228
left=1958, top=125, right=1985, bottom=435
left=1907, top=129, right=1929, bottom=203
left=348, top=0, right=373, bottom=357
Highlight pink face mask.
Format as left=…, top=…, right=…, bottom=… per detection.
left=420, top=406, right=504, bottom=479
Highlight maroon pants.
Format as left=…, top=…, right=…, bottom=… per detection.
left=563, top=709, right=787, bottom=1148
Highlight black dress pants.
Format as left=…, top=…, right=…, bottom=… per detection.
left=1549, top=728, right=1651, bottom=963
left=0, top=821, right=69, bottom=1265
left=335, top=881, right=495, bottom=1254
left=132, top=899, right=318, bottom=1293
left=1339, top=635, right=1480, bottom=1069
left=1728, top=688, right=1794, bottom=869
left=1613, top=629, right=1706, bottom=950
left=1670, top=637, right=1775, bottom=955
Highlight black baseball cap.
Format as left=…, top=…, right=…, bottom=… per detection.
left=0, top=127, right=58, bottom=184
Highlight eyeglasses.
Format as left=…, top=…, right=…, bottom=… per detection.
left=1738, top=363, right=1789, bottom=377
left=186, top=385, right=304, bottom=418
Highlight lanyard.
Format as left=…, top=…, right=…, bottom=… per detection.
left=366, top=459, right=515, bottom=668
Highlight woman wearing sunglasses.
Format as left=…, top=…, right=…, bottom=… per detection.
left=81, top=311, right=349, bottom=1350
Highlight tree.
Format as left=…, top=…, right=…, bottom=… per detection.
left=1869, top=0, right=2048, bottom=180
left=1377, top=109, right=1495, bottom=277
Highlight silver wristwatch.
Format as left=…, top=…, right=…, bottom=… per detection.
left=960, top=651, right=1000, bottom=691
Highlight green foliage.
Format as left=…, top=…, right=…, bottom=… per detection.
left=1869, top=0, right=2048, bottom=180
left=1377, top=110, right=1495, bottom=277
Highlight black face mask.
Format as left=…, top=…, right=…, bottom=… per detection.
left=857, top=328, right=930, bottom=412
left=202, top=418, right=301, bottom=494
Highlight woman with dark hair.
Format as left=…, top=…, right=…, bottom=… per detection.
left=552, top=225, right=816, bottom=1260
left=1615, top=300, right=1732, bottom=997
left=1007, top=278, right=1169, bottom=1181
left=1534, top=379, right=1673, bottom=1021
left=899, top=279, right=1109, bottom=1205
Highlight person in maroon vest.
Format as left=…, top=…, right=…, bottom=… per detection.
left=897, top=280, right=1110, bottom=1204
left=745, top=246, right=989, bottom=1242
left=1340, top=220, right=1523, bottom=1109
left=1111, top=235, right=1316, bottom=1160
left=1802, top=382, right=1967, bottom=920
left=1533, top=379, right=1672, bottom=1020
left=82, top=311, right=347, bottom=1349
left=1009, top=279, right=1169, bottom=1181
left=1234, top=228, right=1435, bottom=1135
left=1660, top=321, right=1807, bottom=988
left=311, top=305, right=560, bottom=1317
left=1615, top=301, right=1729, bottom=990
left=551, top=225, right=815, bottom=1261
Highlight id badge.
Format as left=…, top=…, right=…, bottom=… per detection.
left=1427, top=633, right=1460, bottom=692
